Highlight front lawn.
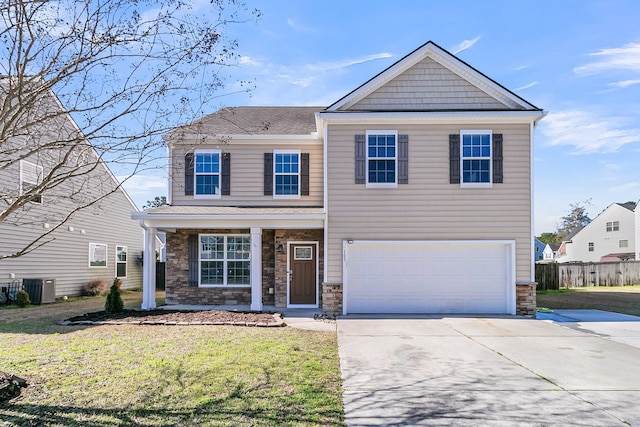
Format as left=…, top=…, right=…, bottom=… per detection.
left=537, top=285, right=640, bottom=317
left=0, top=299, right=343, bottom=426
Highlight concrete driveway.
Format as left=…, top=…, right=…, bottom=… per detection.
left=338, top=312, right=640, bottom=426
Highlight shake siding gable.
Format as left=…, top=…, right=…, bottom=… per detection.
left=350, top=57, right=509, bottom=111
left=325, top=123, right=533, bottom=283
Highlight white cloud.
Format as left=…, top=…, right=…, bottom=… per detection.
left=287, top=18, right=316, bottom=33
left=574, top=42, right=640, bottom=74
left=515, top=81, right=539, bottom=91
left=540, top=110, right=640, bottom=154
left=451, top=36, right=481, bottom=55
left=239, top=56, right=262, bottom=67
left=307, top=53, right=394, bottom=72
left=609, top=79, right=640, bottom=88
left=118, top=174, right=167, bottom=208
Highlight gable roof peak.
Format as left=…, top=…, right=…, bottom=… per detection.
left=326, top=40, right=541, bottom=113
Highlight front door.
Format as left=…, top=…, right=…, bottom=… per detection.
left=289, top=244, right=317, bottom=305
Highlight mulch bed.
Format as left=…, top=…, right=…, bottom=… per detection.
left=59, top=309, right=284, bottom=327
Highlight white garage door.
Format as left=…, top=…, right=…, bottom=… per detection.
left=344, top=241, right=514, bottom=314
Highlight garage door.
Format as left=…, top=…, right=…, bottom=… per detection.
left=344, top=241, right=514, bottom=314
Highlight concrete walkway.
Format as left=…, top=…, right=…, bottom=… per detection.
left=338, top=313, right=640, bottom=426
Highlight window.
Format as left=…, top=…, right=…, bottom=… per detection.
left=89, top=243, right=107, bottom=267
left=619, top=240, right=629, bottom=248
left=20, top=160, right=43, bottom=203
left=274, top=151, right=299, bottom=196
left=116, top=246, right=127, bottom=277
left=194, top=150, right=220, bottom=197
left=199, top=235, right=250, bottom=286
left=461, top=131, right=491, bottom=186
left=588, top=242, right=594, bottom=252
left=606, top=221, right=620, bottom=232
left=365, top=131, right=397, bottom=187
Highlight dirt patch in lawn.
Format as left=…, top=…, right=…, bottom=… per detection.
left=62, top=309, right=283, bottom=327
left=537, top=286, right=640, bottom=317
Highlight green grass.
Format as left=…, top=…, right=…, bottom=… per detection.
left=0, top=312, right=343, bottom=425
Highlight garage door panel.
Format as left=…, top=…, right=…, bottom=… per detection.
left=345, top=241, right=513, bottom=314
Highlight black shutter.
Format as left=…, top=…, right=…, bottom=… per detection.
left=355, top=134, right=366, bottom=184
left=449, top=134, right=460, bottom=184
left=221, top=152, right=231, bottom=195
left=492, top=134, right=503, bottom=184
left=264, top=153, right=273, bottom=195
left=188, top=234, right=198, bottom=287
left=300, top=153, right=309, bottom=196
left=184, top=153, right=194, bottom=195
left=398, top=134, right=409, bottom=184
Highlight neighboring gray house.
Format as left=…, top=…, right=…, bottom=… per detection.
left=134, top=41, right=545, bottom=315
left=534, top=238, right=546, bottom=262
left=0, top=80, right=143, bottom=299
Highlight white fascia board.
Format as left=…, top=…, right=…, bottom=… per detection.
left=132, top=213, right=325, bottom=231
left=318, top=110, right=546, bottom=124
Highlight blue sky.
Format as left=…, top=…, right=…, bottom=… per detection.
left=123, top=0, right=640, bottom=235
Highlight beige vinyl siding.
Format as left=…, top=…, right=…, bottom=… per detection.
left=171, top=139, right=324, bottom=207
left=0, top=167, right=143, bottom=297
left=325, top=123, right=532, bottom=282
left=350, top=57, right=508, bottom=111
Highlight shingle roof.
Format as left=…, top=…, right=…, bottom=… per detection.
left=168, top=106, right=323, bottom=137
left=144, top=205, right=324, bottom=216
left=617, top=202, right=637, bottom=211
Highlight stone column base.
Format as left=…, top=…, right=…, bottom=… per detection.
left=516, top=282, right=537, bottom=316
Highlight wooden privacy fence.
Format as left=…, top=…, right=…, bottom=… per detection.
left=535, top=261, right=640, bottom=290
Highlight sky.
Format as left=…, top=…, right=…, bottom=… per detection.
left=122, top=0, right=640, bottom=235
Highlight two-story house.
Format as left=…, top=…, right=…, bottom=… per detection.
left=1, top=79, right=143, bottom=298
left=557, top=202, right=636, bottom=263
left=133, top=41, right=545, bottom=315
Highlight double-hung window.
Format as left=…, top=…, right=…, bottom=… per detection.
left=606, top=221, right=619, bottom=232
left=461, top=131, right=492, bottom=187
left=274, top=151, right=300, bottom=197
left=20, top=160, right=43, bottom=203
left=194, top=150, right=221, bottom=198
left=199, top=235, right=250, bottom=286
left=116, top=245, right=127, bottom=278
left=366, top=130, right=397, bottom=187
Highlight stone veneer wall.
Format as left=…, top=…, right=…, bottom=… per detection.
left=165, top=228, right=253, bottom=306
left=262, top=230, right=276, bottom=306
left=322, top=283, right=343, bottom=314
left=516, top=282, right=537, bottom=316
left=274, top=229, right=324, bottom=308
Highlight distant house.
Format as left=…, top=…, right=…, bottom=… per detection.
left=541, top=243, right=559, bottom=261
left=133, top=40, right=545, bottom=315
left=556, top=203, right=636, bottom=263
left=0, top=80, right=143, bottom=298
left=534, top=238, right=546, bottom=261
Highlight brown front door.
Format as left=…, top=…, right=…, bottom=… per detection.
left=289, top=244, right=317, bottom=305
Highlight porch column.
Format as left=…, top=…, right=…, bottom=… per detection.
left=141, top=226, right=157, bottom=310
left=250, top=227, right=263, bottom=311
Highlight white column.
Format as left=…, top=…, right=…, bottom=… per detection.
left=141, top=226, right=157, bottom=310
left=250, top=227, right=263, bottom=311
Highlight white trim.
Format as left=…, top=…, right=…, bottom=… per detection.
left=342, top=239, right=516, bottom=315
left=197, top=233, right=251, bottom=287
left=365, top=130, right=398, bottom=189
left=167, top=144, right=173, bottom=205
left=318, top=110, right=545, bottom=124
left=323, top=119, right=329, bottom=284
left=459, top=130, right=493, bottom=188
left=115, top=245, right=128, bottom=278
left=193, top=148, right=222, bottom=199
left=273, top=149, right=301, bottom=199
left=529, top=120, right=536, bottom=282
left=287, top=241, right=319, bottom=308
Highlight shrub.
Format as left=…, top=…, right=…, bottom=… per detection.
left=105, top=278, right=124, bottom=314
left=15, top=290, right=30, bottom=308
left=83, top=279, right=108, bottom=296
